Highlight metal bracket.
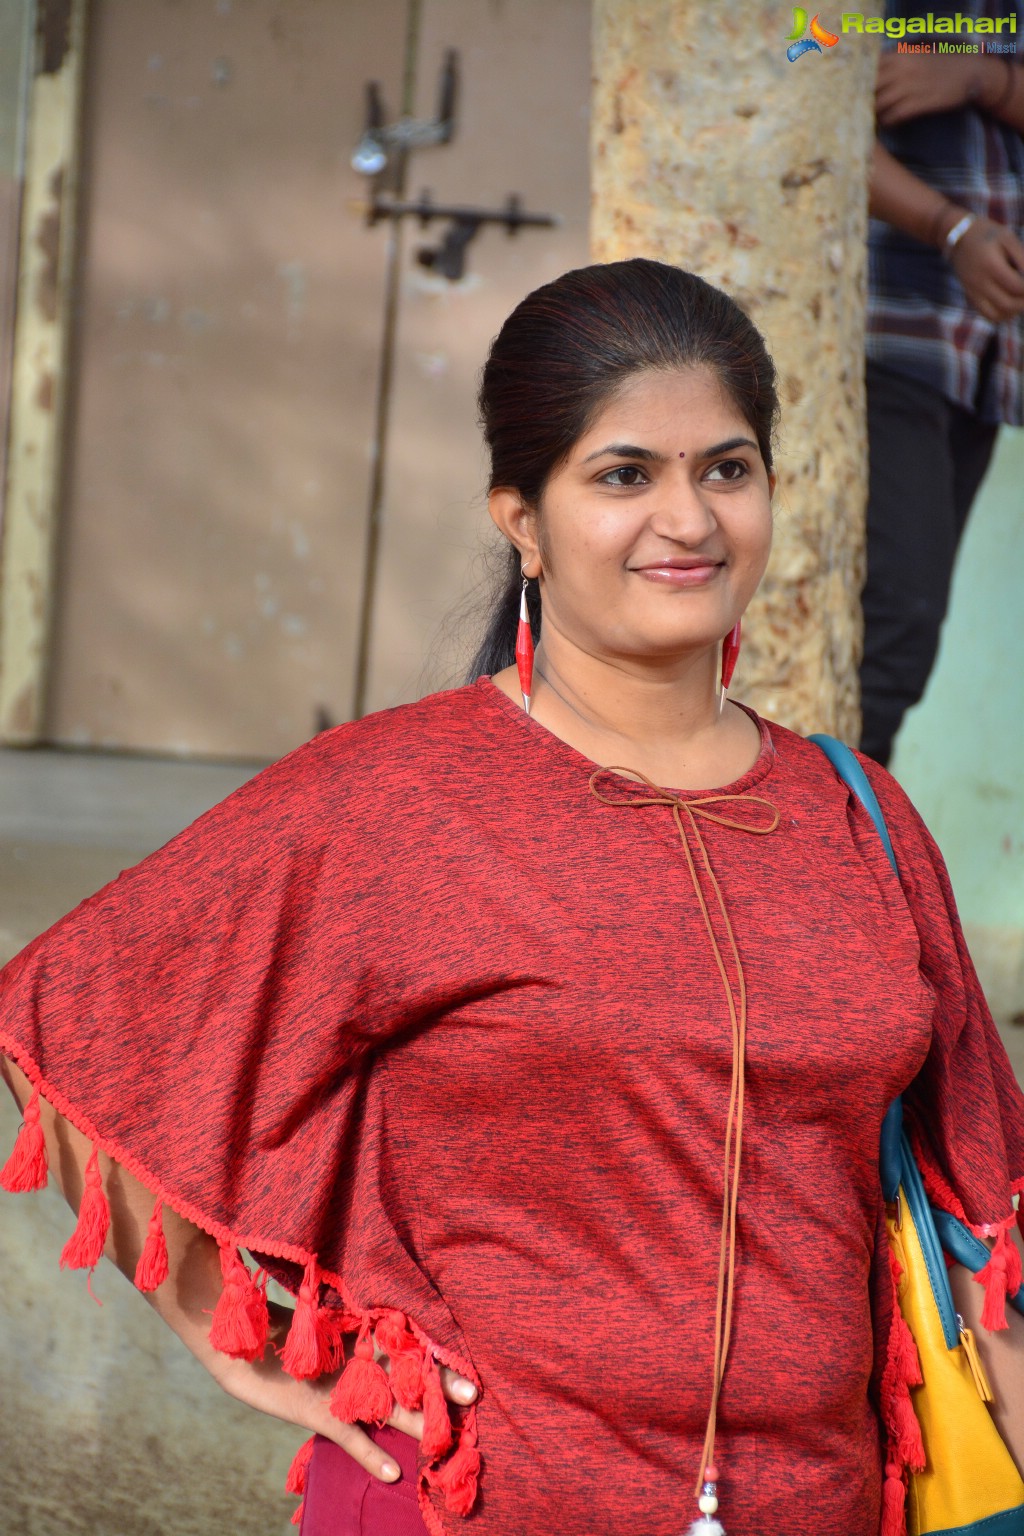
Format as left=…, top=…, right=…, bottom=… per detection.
left=366, top=191, right=558, bottom=281
left=351, top=49, right=458, bottom=178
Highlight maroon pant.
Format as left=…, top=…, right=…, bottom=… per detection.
left=300, top=1425, right=430, bottom=1536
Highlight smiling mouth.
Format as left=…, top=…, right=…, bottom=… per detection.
left=631, top=559, right=724, bottom=583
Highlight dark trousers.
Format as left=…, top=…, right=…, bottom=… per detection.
left=858, top=360, right=999, bottom=766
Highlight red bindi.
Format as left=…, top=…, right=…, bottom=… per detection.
left=678, top=451, right=686, bottom=458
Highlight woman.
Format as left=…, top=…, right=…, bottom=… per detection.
left=1, top=259, right=1022, bottom=1536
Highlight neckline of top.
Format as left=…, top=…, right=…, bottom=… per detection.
left=472, top=674, right=777, bottom=799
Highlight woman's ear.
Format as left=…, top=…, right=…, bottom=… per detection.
left=488, top=488, right=541, bottom=577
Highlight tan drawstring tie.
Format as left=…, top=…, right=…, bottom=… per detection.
left=588, top=767, right=780, bottom=1505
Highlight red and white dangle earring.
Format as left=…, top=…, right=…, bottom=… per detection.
left=718, top=621, right=741, bottom=715
left=516, top=575, right=534, bottom=714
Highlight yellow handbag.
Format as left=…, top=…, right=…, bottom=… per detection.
left=811, top=735, right=1024, bottom=1536
left=886, top=1119, right=1024, bottom=1534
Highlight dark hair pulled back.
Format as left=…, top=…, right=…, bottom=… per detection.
left=468, top=257, right=779, bottom=680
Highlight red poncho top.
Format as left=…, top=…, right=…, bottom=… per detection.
left=1, top=677, right=1022, bottom=1536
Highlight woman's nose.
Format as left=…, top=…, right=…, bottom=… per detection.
left=647, top=477, right=718, bottom=544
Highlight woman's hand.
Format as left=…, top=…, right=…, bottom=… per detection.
left=1, top=1054, right=476, bottom=1485
left=209, top=1306, right=477, bottom=1482
left=948, top=217, right=1024, bottom=324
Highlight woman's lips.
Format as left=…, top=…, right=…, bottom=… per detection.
left=633, top=561, right=723, bottom=586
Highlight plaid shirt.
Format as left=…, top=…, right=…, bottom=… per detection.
left=866, top=0, right=1024, bottom=424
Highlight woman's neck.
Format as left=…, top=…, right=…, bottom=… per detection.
left=490, top=640, right=763, bottom=792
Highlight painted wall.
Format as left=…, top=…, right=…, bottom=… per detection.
left=42, top=0, right=590, bottom=760
left=891, top=426, right=1024, bottom=1020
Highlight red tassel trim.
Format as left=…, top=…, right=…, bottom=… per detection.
left=281, top=1256, right=334, bottom=1380
left=880, top=1460, right=907, bottom=1536
left=285, top=1435, right=315, bottom=1497
left=134, top=1195, right=169, bottom=1291
left=209, top=1240, right=269, bottom=1362
left=318, top=1304, right=360, bottom=1374
left=59, top=1147, right=110, bottom=1271
left=329, top=1322, right=393, bottom=1427
left=375, top=1310, right=427, bottom=1411
left=420, top=1355, right=453, bottom=1460
left=974, top=1218, right=1023, bottom=1332
left=1, top=1085, right=48, bottom=1192
left=892, top=1309, right=922, bottom=1389
left=434, top=1408, right=480, bottom=1516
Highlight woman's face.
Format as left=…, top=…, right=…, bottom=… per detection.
left=494, top=366, right=775, bottom=671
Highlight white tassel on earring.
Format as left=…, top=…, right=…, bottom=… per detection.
left=686, top=1521, right=725, bottom=1536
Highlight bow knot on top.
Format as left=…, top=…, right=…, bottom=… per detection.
left=587, top=766, right=781, bottom=839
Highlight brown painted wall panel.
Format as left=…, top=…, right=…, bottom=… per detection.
left=363, top=0, right=592, bottom=711
left=48, top=0, right=408, bottom=758
left=47, top=0, right=592, bottom=758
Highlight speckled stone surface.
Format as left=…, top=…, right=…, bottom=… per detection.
left=591, top=0, right=880, bottom=740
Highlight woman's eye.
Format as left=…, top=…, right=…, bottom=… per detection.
left=705, top=459, right=748, bottom=483
left=600, top=465, right=648, bottom=487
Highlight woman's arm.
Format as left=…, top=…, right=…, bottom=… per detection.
left=949, top=1225, right=1024, bottom=1477
left=1, top=1054, right=475, bottom=1485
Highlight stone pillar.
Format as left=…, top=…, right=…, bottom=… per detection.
left=591, top=1, right=879, bottom=740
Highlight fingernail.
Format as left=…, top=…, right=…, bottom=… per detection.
left=381, top=1463, right=401, bottom=1482
left=454, top=1378, right=477, bottom=1402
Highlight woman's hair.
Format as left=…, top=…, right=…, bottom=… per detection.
left=468, top=257, right=780, bottom=679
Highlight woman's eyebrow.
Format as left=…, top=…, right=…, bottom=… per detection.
left=580, top=442, right=667, bottom=464
left=580, top=435, right=758, bottom=465
left=699, top=436, right=758, bottom=458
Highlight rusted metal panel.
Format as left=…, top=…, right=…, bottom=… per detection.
left=0, top=0, right=86, bottom=743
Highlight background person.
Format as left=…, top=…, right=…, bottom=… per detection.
left=861, top=0, right=1024, bottom=765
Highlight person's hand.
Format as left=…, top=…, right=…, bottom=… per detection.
left=948, top=217, right=1024, bottom=323
left=875, top=53, right=983, bottom=125
left=212, top=1310, right=479, bottom=1483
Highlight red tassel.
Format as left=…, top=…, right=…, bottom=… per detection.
left=329, top=1322, right=393, bottom=1426
left=290, top=1502, right=303, bottom=1527
left=391, top=1347, right=426, bottom=1412
left=880, top=1461, right=907, bottom=1536
left=974, top=1222, right=1022, bottom=1332
left=1, top=1085, right=48, bottom=1192
left=420, top=1355, right=453, bottom=1460
left=515, top=580, right=534, bottom=712
left=891, top=1386, right=925, bottom=1471
left=59, top=1148, right=110, bottom=1271
left=720, top=620, right=741, bottom=695
left=134, top=1196, right=169, bottom=1291
left=374, top=1311, right=426, bottom=1411
left=436, top=1409, right=480, bottom=1516
left=281, top=1257, right=331, bottom=1380
left=892, top=1313, right=922, bottom=1389
left=209, top=1241, right=269, bottom=1362
left=285, top=1435, right=315, bottom=1497
left=318, top=1305, right=357, bottom=1374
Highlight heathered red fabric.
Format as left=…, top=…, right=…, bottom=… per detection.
left=2, top=676, right=1023, bottom=1535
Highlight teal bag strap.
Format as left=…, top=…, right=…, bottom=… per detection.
left=808, top=732, right=905, bottom=1200
left=810, top=734, right=1024, bottom=1323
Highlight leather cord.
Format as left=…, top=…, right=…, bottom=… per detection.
left=588, top=767, right=780, bottom=1499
